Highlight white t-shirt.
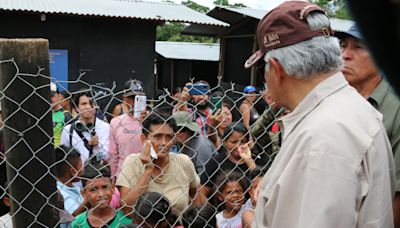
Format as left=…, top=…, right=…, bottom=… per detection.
left=61, top=118, right=110, bottom=164
left=0, top=213, right=12, bottom=228
left=216, top=205, right=245, bottom=228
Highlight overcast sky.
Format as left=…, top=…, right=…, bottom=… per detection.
left=150, top=0, right=287, bottom=10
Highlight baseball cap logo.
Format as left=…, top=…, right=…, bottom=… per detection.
left=264, top=33, right=280, bottom=48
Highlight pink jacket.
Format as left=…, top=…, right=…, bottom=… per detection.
left=109, top=113, right=143, bottom=176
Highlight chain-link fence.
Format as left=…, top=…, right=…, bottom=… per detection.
left=0, top=46, right=283, bottom=227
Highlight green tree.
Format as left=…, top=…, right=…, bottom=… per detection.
left=312, top=0, right=351, bottom=19
left=213, top=0, right=229, bottom=6
left=213, top=0, right=247, bottom=7
left=157, top=0, right=217, bottom=43
left=182, top=0, right=210, bottom=13
left=232, top=3, right=247, bottom=7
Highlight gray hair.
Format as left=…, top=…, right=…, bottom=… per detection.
left=264, top=12, right=343, bottom=79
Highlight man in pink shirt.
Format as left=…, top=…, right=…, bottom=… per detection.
left=109, top=79, right=145, bottom=177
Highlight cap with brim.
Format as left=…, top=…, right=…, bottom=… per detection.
left=244, top=85, right=256, bottom=93
left=334, top=24, right=363, bottom=40
left=172, top=111, right=201, bottom=132
left=123, top=79, right=145, bottom=97
left=245, top=1, right=332, bottom=69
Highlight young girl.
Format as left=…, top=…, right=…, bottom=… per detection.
left=215, top=171, right=247, bottom=228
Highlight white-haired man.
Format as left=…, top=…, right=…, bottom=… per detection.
left=244, top=1, right=395, bottom=227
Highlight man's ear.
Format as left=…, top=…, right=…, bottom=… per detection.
left=269, top=58, right=285, bottom=83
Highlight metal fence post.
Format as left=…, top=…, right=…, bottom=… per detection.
left=0, top=39, right=58, bottom=227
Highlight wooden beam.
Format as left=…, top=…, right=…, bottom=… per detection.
left=0, top=38, right=58, bottom=227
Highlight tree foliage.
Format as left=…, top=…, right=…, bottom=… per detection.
left=156, top=0, right=248, bottom=43
left=312, top=0, right=351, bottom=19
left=182, top=0, right=209, bottom=13
left=213, top=0, right=247, bottom=7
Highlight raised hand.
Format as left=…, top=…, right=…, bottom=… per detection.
left=140, top=141, right=154, bottom=173
left=238, top=142, right=252, bottom=161
left=88, top=134, right=99, bottom=146
left=208, top=108, right=223, bottom=128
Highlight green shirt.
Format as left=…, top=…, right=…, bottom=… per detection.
left=369, top=79, right=400, bottom=191
left=71, top=210, right=132, bottom=228
left=52, top=109, right=65, bottom=147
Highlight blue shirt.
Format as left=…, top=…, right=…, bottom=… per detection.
left=57, top=181, right=83, bottom=214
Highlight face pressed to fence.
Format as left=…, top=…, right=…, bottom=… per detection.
left=218, top=181, right=245, bottom=213
left=224, top=131, right=248, bottom=161
left=83, top=177, right=114, bottom=209
left=76, top=95, right=95, bottom=120
left=340, top=37, right=379, bottom=90
left=145, top=124, right=175, bottom=159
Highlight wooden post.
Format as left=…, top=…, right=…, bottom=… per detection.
left=218, top=37, right=226, bottom=81
left=250, top=23, right=258, bottom=86
left=0, top=39, right=58, bottom=227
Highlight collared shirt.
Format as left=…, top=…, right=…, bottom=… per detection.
left=61, top=118, right=110, bottom=164
left=368, top=79, right=400, bottom=191
left=57, top=181, right=83, bottom=215
left=109, top=113, right=143, bottom=176
left=253, top=72, right=395, bottom=228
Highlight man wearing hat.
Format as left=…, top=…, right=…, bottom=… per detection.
left=109, top=79, right=146, bottom=176
left=245, top=1, right=395, bottom=227
left=172, top=111, right=215, bottom=175
left=335, top=24, right=400, bottom=227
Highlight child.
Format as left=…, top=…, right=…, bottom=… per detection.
left=182, top=204, right=217, bottom=228
left=215, top=171, right=247, bottom=228
left=133, top=192, right=177, bottom=228
left=55, top=146, right=86, bottom=216
left=242, top=167, right=265, bottom=228
left=72, top=162, right=132, bottom=227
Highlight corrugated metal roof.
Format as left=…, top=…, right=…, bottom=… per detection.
left=184, top=6, right=353, bottom=36
left=0, top=0, right=229, bottom=26
left=330, top=18, right=354, bottom=32
left=156, top=41, right=220, bottom=61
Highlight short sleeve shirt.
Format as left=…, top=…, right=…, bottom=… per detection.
left=116, top=153, right=200, bottom=214
left=71, top=210, right=131, bottom=228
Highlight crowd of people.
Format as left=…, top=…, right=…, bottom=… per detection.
left=0, top=1, right=399, bottom=228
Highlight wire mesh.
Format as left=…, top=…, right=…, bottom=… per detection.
left=0, top=58, right=283, bottom=227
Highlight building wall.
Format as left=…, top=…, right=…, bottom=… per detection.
left=157, top=59, right=219, bottom=91
left=0, top=12, right=157, bottom=97
left=221, top=19, right=265, bottom=87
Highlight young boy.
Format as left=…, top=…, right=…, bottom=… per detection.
left=72, top=162, right=132, bottom=227
left=55, top=146, right=87, bottom=216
